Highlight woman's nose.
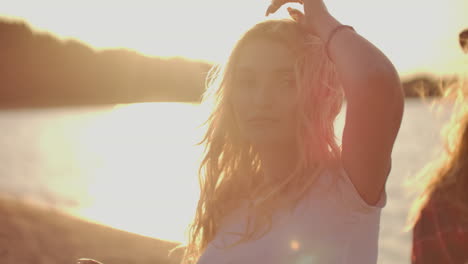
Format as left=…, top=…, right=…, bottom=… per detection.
left=253, top=79, right=274, bottom=108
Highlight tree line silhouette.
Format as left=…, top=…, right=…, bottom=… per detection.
left=0, top=19, right=212, bottom=108
left=0, top=19, right=459, bottom=108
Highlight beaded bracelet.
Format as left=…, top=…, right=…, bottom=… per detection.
left=325, top=25, right=355, bottom=60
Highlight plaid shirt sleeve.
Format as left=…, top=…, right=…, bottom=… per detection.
left=412, top=197, right=468, bottom=264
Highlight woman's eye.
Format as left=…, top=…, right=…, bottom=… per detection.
left=237, top=78, right=255, bottom=88
left=281, top=79, right=296, bottom=89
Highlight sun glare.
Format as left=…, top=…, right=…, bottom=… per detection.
left=72, top=103, right=205, bottom=242
left=290, top=239, right=301, bottom=251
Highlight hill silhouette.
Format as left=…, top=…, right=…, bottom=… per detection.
left=0, top=196, right=184, bottom=264
left=460, top=28, right=468, bottom=53
left=0, top=19, right=460, bottom=108
left=401, top=74, right=458, bottom=98
left=0, top=19, right=212, bottom=108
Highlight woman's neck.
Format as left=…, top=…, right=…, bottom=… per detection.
left=255, top=142, right=299, bottom=183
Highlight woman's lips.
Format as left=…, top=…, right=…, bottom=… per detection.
left=247, top=118, right=278, bottom=126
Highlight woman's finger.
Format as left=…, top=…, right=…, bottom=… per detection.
left=287, top=7, right=305, bottom=24
left=266, top=0, right=304, bottom=16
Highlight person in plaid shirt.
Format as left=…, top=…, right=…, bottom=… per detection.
left=410, top=29, right=468, bottom=264
left=412, top=190, right=468, bottom=263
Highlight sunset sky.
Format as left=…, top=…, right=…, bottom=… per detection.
left=2, top=0, right=468, bottom=75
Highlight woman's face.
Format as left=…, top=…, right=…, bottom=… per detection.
left=230, top=38, right=299, bottom=146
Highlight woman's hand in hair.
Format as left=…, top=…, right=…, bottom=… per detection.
left=265, top=1, right=308, bottom=32
left=265, top=0, right=339, bottom=40
left=265, top=0, right=303, bottom=16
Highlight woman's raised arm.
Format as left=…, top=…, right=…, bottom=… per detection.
left=304, top=0, right=404, bottom=205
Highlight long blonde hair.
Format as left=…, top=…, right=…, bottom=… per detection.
left=408, top=72, right=468, bottom=228
left=175, top=18, right=344, bottom=264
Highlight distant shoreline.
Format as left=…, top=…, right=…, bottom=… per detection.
left=1, top=19, right=461, bottom=109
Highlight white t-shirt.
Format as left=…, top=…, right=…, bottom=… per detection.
left=196, top=167, right=387, bottom=264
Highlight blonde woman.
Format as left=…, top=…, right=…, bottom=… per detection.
left=409, top=29, right=468, bottom=264
left=177, top=0, right=404, bottom=263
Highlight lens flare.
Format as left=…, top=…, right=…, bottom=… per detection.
left=290, top=239, right=300, bottom=251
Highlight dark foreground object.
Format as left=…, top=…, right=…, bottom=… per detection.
left=0, top=196, right=184, bottom=264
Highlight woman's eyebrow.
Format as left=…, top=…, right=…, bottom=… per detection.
left=236, top=67, right=294, bottom=75
left=272, top=67, right=294, bottom=73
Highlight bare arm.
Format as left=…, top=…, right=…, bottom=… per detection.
left=305, top=3, right=404, bottom=205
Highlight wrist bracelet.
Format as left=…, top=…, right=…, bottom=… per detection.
left=326, top=25, right=355, bottom=60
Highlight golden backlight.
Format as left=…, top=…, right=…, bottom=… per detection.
left=1, top=0, right=467, bottom=245
left=72, top=103, right=206, bottom=242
